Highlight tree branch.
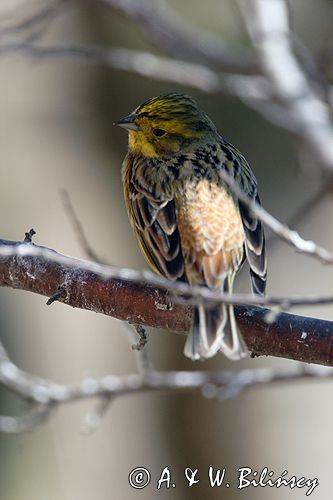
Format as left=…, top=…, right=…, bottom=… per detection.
left=238, top=0, right=333, bottom=179
left=1, top=0, right=333, bottom=435
left=96, top=0, right=260, bottom=75
left=217, top=169, right=333, bottom=264
left=1, top=239, right=333, bottom=366
left=1, top=322, right=333, bottom=433
left=2, top=0, right=333, bottom=184
left=0, top=41, right=215, bottom=86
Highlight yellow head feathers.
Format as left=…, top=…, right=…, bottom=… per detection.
left=116, top=92, right=218, bottom=157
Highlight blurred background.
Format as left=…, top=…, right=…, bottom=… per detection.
left=0, top=0, right=333, bottom=498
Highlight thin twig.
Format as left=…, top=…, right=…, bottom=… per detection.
left=123, top=323, right=153, bottom=375
left=61, top=189, right=153, bottom=375
left=0, top=0, right=65, bottom=41
left=0, top=404, right=56, bottom=433
left=267, top=186, right=328, bottom=247
left=46, top=287, right=67, bottom=305
left=60, top=189, right=106, bottom=264
left=96, top=0, right=260, bottom=75
left=0, top=41, right=227, bottom=93
left=1, top=328, right=333, bottom=433
left=131, top=325, right=149, bottom=352
left=23, top=228, right=36, bottom=243
left=82, top=395, right=113, bottom=434
left=218, top=169, right=333, bottom=264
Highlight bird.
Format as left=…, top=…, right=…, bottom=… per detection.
left=116, top=92, right=266, bottom=361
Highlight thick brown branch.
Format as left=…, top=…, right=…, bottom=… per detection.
left=0, top=239, right=333, bottom=366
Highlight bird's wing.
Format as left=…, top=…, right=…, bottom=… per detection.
left=216, top=140, right=266, bottom=295
left=239, top=192, right=267, bottom=295
left=123, top=154, right=185, bottom=281
left=232, top=150, right=267, bottom=296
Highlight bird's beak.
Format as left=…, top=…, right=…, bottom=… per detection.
left=114, top=113, right=139, bottom=131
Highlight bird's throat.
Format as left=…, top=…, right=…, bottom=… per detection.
left=128, top=131, right=158, bottom=158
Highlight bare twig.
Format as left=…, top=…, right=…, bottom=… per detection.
left=123, top=323, right=153, bottom=375
left=24, top=228, right=36, bottom=243
left=60, top=189, right=154, bottom=375
left=267, top=187, right=328, bottom=247
left=0, top=0, right=65, bottom=40
left=0, top=40, right=226, bottom=92
left=82, top=395, right=113, bottom=434
left=218, top=169, right=333, bottom=264
left=1, top=328, right=333, bottom=433
left=60, top=189, right=106, bottom=263
left=96, top=0, right=260, bottom=75
left=0, top=404, right=55, bottom=433
left=131, top=324, right=149, bottom=352
left=46, top=286, right=67, bottom=305
left=0, top=40, right=274, bottom=107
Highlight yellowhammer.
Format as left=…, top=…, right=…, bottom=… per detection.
left=116, top=92, right=266, bottom=361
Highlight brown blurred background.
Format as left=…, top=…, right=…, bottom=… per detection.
left=0, top=0, right=333, bottom=498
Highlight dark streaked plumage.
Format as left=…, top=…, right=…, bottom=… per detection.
left=117, top=92, right=267, bottom=361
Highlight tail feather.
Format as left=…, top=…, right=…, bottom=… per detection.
left=219, top=274, right=247, bottom=359
left=219, top=302, right=247, bottom=360
left=184, top=275, right=247, bottom=361
left=184, top=304, right=226, bottom=360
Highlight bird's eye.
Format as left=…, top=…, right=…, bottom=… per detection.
left=153, top=128, right=166, bottom=137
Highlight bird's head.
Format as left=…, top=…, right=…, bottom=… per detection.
left=115, top=92, right=218, bottom=157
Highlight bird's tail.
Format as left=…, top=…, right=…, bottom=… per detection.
left=184, top=275, right=247, bottom=361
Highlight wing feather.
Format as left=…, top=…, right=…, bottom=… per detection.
left=220, top=140, right=267, bottom=296
left=123, top=154, right=185, bottom=281
left=239, top=193, right=267, bottom=295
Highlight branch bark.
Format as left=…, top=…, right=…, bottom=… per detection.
left=1, top=239, right=333, bottom=366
